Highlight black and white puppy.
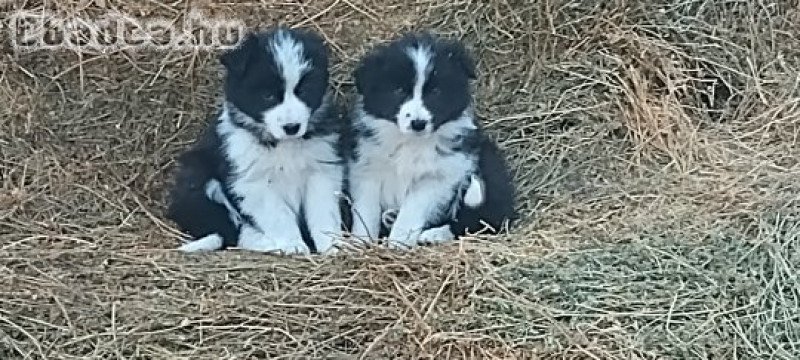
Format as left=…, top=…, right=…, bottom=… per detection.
left=166, top=27, right=344, bottom=254
left=348, top=33, right=516, bottom=248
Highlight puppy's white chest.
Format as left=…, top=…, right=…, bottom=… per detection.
left=361, top=138, right=470, bottom=208
left=222, top=129, right=337, bottom=210
left=235, top=140, right=314, bottom=183
left=387, top=140, right=440, bottom=179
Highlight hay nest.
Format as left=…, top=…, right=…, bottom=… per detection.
left=1, top=0, right=799, bottom=358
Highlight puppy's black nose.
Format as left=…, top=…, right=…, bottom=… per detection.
left=410, top=119, right=428, bottom=132
left=283, top=123, right=301, bottom=136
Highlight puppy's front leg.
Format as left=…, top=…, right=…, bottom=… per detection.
left=236, top=185, right=308, bottom=254
left=388, top=182, right=455, bottom=248
left=349, top=177, right=382, bottom=240
left=304, top=167, right=344, bottom=254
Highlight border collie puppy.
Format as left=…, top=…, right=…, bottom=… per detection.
left=166, top=27, right=344, bottom=254
left=348, top=33, right=516, bottom=248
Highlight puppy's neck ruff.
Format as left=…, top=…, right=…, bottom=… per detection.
left=222, top=92, right=333, bottom=147
left=355, top=97, right=477, bottom=149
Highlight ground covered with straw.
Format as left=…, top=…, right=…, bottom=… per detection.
left=1, top=0, right=799, bottom=358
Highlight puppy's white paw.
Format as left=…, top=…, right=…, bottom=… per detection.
left=311, top=231, right=342, bottom=255
left=240, top=237, right=310, bottom=255
left=386, top=239, right=416, bottom=250
left=274, top=240, right=311, bottom=255
left=418, top=225, right=455, bottom=244
left=319, top=244, right=340, bottom=255
left=178, top=234, right=223, bottom=252
left=238, top=227, right=309, bottom=255
left=386, top=227, right=421, bottom=250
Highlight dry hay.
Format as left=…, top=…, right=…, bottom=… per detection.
left=1, top=0, right=799, bottom=358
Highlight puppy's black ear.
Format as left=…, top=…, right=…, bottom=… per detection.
left=354, top=49, right=385, bottom=94
left=445, top=40, right=477, bottom=80
left=220, top=32, right=259, bottom=77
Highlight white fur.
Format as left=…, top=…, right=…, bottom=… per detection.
left=271, top=30, right=310, bottom=88
left=205, top=178, right=242, bottom=226
left=350, top=101, right=478, bottom=247
left=418, top=225, right=455, bottom=244
left=217, top=105, right=342, bottom=254
left=396, top=45, right=434, bottom=134
left=463, top=174, right=485, bottom=208
left=303, top=167, right=344, bottom=254
left=177, top=181, right=240, bottom=253
left=179, top=234, right=223, bottom=252
left=262, top=30, right=312, bottom=140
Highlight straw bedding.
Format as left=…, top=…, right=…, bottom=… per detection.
left=1, top=0, right=799, bottom=358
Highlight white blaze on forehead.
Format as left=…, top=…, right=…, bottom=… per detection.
left=261, top=30, right=314, bottom=140
left=396, top=45, right=434, bottom=133
left=270, top=30, right=310, bottom=90
left=405, top=45, right=433, bottom=98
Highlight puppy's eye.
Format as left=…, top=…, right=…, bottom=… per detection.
left=264, top=94, right=277, bottom=103
left=430, top=87, right=441, bottom=95
left=393, top=87, right=405, bottom=96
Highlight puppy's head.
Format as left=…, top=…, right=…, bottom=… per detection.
left=355, top=33, right=476, bottom=135
left=221, top=27, right=329, bottom=141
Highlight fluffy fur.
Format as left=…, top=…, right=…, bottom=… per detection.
left=166, top=27, right=345, bottom=254
left=347, top=33, right=516, bottom=248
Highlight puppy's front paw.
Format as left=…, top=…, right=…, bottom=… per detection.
left=242, top=237, right=310, bottom=255
left=418, top=225, right=455, bottom=245
left=178, top=234, right=224, bottom=252
left=238, top=227, right=309, bottom=255
left=386, top=239, right=415, bottom=250
left=311, top=231, right=342, bottom=255
left=386, top=227, right=421, bottom=250
left=275, top=240, right=311, bottom=255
